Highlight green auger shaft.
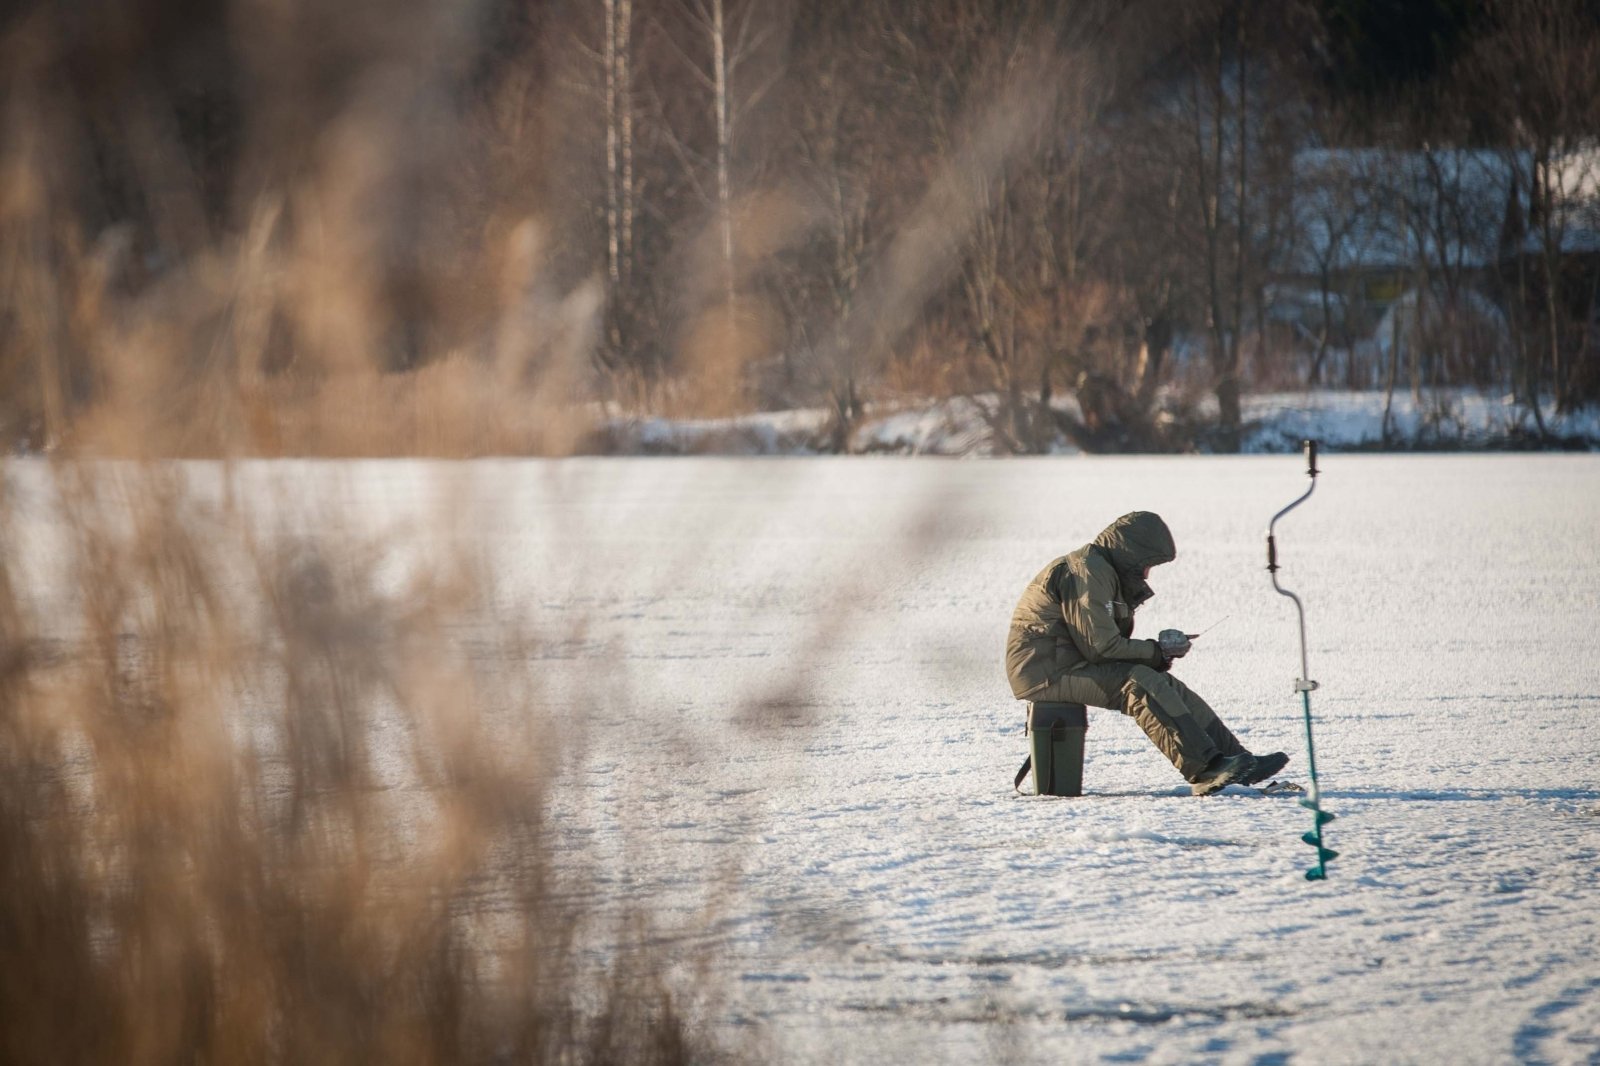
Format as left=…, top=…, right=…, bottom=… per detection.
left=1297, top=687, right=1338, bottom=880
left=1268, top=440, right=1336, bottom=881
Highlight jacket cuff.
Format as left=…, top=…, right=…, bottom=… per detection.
left=1144, top=640, right=1166, bottom=668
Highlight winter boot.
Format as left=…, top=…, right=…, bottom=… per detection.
left=1241, top=751, right=1290, bottom=785
left=1190, top=751, right=1255, bottom=796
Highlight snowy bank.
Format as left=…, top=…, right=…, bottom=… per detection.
left=596, top=390, right=1600, bottom=457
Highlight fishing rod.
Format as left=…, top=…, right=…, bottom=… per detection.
left=1267, top=439, right=1337, bottom=881
left=1184, top=615, right=1230, bottom=641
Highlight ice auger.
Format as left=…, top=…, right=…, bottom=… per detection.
left=1267, top=440, right=1337, bottom=881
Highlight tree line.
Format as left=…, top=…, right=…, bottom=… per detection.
left=2, top=0, right=1597, bottom=454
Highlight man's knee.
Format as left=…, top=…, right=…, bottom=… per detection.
left=1125, top=664, right=1168, bottom=696
left=1122, top=665, right=1188, bottom=716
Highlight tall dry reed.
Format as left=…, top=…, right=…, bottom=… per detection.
left=0, top=4, right=756, bottom=1059
left=0, top=463, right=719, bottom=1064
left=0, top=0, right=615, bottom=459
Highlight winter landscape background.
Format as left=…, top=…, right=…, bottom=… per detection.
left=5, top=0, right=1600, bottom=1063
left=6, top=0, right=1600, bottom=459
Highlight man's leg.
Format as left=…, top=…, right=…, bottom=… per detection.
left=1031, top=663, right=1132, bottom=713
left=1033, top=664, right=1248, bottom=782
left=1119, top=666, right=1246, bottom=782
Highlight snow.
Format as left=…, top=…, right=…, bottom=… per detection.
left=7, top=453, right=1600, bottom=1063
left=1238, top=390, right=1600, bottom=452
left=522, top=454, right=1600, bottom=1064
left=599, top=390, right=1600, bottom=456
left=602, top=395, right=1047, bottom=456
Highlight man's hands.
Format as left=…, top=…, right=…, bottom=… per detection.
left=1149, top=630, right=1192, bottom=672
left=1157, top=628, right=1193, bottom=659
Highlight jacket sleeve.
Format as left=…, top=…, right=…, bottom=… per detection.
left=1063, top=557, right=1165, bottom=666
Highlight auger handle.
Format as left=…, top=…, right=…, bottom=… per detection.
left=1268, top=439, right=1320, bottom=548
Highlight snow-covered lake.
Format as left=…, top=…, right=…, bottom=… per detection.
left=508, top=454, right=1600, bottom=1065
left=10, top=454, right=1600, bottom=1063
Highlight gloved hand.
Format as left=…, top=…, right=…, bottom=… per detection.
left=1147, top=643, right=1172, bottom=672
left=1157, top=628, right=1192, bottom=659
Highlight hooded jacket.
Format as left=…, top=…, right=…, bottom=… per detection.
left=1005, top=511, right=1177, bottom=699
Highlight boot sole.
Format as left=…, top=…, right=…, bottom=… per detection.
left=1190, top=754, right=1254, bottom=796
left=1192, top=774, right=1241, bottom=796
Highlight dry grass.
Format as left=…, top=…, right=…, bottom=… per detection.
left=0, top=5, right=754, bottom=1059
left=0, top=0, right=615, bottom=459
left=0, top=463, right=720, bottom=1065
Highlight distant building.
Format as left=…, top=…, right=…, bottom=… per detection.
left=1269, top=146, right=1600, bottom=385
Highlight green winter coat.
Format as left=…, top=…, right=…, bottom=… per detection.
left=1005, top=511, right=1178, bottom=700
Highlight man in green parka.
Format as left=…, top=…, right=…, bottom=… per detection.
left=1006, top=511, right=1288, bottom=796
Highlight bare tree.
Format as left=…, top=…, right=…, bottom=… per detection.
left=1471, top=0, right=1600, bottom=414
left=1165, top=0, right=1268, bottom=449
left=646, top=0, right=790, bottom=409
left=1292, top=152, right=1373, bottom=386
left=1158, top=0, right=1311, bottom=447
left=884, top=0, right=1112, bottom=454
left=659, top=0, right=785, bottom=324
left=1102, top=93, right=1191, bottom=417
left=603, top=0, right=637, bottom=321
left=539, top=0, right=659, bottom=402
left=770, top=5, right=889, bottom=449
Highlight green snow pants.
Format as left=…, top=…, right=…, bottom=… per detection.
left=1030, top=663, right=1246, bottom=783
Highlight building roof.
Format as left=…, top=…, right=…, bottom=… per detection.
left=1282, top=146, right=1600, bottom=278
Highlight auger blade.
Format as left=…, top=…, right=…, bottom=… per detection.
left=1297, top=798, right=1336, bottom=820
left=1304, top=867, right=1327, bottom=881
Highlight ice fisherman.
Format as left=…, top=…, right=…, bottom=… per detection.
left=1006, top=511, right=1289, bottom=796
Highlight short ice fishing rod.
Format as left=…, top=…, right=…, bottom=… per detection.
left=1267, top=439, right=1337, bottom=881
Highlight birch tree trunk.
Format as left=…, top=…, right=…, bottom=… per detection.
left=603, top=0, right=636, bottom=360
left=711, top=0, right=735, bottom=321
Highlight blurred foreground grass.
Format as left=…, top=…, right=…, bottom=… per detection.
left=0, top=464, right=725, bottom=1064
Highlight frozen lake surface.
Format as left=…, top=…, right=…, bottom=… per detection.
left=10, top=454, right=1600, bottom=1063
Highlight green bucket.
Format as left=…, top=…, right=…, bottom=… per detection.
left=1029, top=701, right=1088, bottom=797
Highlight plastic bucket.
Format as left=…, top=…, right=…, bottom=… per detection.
left=1029, top=701, right=1088, bottom=797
